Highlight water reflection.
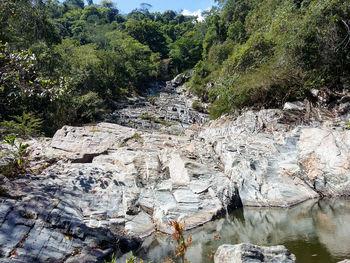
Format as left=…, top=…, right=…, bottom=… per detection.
left=133, top=199, right=350, bottom=263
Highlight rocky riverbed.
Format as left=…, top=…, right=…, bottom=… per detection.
left=0, top=74, right=350, bottom=262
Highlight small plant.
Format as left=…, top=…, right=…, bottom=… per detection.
left=2, top=134, right=29, bottom=166
left=126, top=251, right=143, bottom=263
left=191, top=101, right=204, bottom=112
left=0, top=113, right=43, bottom=138
left=168, top=221, right=192, bottom=263
left=346, top=122, right=350, bottom=129
left=138, top=114, right=171, bottom=127
left=89, top=127, right=100, bottom=133
left=104, top=253, right=117, bottom=263
left=104, top=252, right=144, bottom=263
left=22, top=212, right=35, bottom=219
left=119, top=133, right=144, bottom=147
left=1, top=134, right=29, bottom=177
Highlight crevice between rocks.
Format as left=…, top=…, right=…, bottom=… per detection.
left=71, top=151, right=108, bottom=164
left=213, top=185, right=243, bottom=221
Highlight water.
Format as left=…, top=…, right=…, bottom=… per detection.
left=131, top=198, right=350, bottom=263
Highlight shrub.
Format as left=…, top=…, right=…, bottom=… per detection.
left=1, top=134, right=30, bottom=178
left=168, top=221, right=192, bottom=263
left=0, top=112, right=43, bottom=138
left=191, top=100, right=205, bottom=112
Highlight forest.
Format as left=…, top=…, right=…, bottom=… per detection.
left=0, top=0, right=349, bottom=135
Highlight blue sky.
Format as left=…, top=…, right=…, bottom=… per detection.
left=92, top=0, right=217, bottom=14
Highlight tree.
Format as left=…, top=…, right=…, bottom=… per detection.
left=169, top=33, right=203, bottom=74
left=64, top=0, right=84, bottom=9
left=125, top=19, right=168, bottom=57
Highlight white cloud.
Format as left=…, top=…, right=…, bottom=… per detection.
left=182, top=9, right=204, bottom=22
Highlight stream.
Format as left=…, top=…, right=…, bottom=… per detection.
left=123, top=198, right=350, bottom=263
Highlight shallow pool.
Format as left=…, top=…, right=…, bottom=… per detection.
left=130, top=198, right=350, bottom=263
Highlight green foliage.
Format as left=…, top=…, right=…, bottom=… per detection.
left=191, top=101, right=205, bottom=112
left=0, top=1, right=200, bottom=136
left=0, top=0, right=61, bottom=48
left=169, top=34, right=203, bottom=75
left=138, top=114, right=171, bottom=126
left=0, top=113, right=43, bottom=138
left=104, top=252, right=144, bottom=263
left=104, top=253, right=117, bottom=263
left=75, top=92, right=105, bottom=123
left=188, top=0, right=350, bottom=118
left=125, top=18, right=168, bottom=57
left=1, top=134, right=30, bottom=178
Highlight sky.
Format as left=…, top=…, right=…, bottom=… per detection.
left=91, top=0, right=217, bottom=19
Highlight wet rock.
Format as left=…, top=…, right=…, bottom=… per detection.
left=214, top=243, right=297, bottom=263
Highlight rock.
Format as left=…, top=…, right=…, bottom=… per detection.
left=283, top=101, right=305, bottom=111
left=338, top=96, right=350, bottom=115
left=338, top=260, right=350, bottom=263
left=107, top=79, right=209, bottom=132
left=49, top=122, right=135, bottom=161
left=125, top=212, right=155, bottom=238
left=171, top=70, right=194, bottom=87
left=199, top=108, right=350, bottom=207
left=214, top=243, right=297, bottom=263
left=298, top=128, right=350, bottom=196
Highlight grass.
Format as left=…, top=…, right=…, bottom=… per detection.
left=119, top=133, right=144, bottom=147
left=138, top=114, right=171, bottom=127
left=104, top=252, right=144, bottom=263
left=192, top=101, right=205, bottom=112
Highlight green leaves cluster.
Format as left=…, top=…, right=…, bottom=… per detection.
left=0, top=113, right=43, bottom=139
left=1, top=134, right=29, bottom=177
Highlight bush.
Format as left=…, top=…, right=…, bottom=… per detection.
left=1, top=134, right=30, bottom=178
left=192, top=100, right=205, bottom=112
left=0, top=113, right=43, bottom=138
left=189, top=0, right=350, bottom=118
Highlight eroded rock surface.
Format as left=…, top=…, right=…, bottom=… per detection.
left=0, top=123, right=241, bottom=262
left=214, top=243, right=297, bottom=263
left=199, top=109, right=350, bottom=207
left=107, top=80, right=209, bottom=133
left=1, top=79, right=349, bottom=262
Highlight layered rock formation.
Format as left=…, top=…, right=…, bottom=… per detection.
left=199, top=109, right=350, bottom=207
left=0, top=76, right=349, bottom=262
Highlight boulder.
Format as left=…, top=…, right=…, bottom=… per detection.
left=214, top=243, right=297, bottom=263
left=283, top=101, right=305, bottom=111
